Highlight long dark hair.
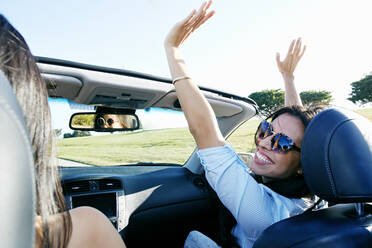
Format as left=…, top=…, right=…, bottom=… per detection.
left=0, top=15, right=72, bottom=247
left=216, top=104, right=325, bottom=248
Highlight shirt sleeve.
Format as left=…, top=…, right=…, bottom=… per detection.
left=197, top=144, right=301, bottom=236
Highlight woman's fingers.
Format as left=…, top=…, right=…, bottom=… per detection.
left=186, top=2, right=207, bottom=28
left=174, top=1, right=214, bottom=46
left=299, top=45, right=306, bottom=59
left=293, top=40, right=306, bottom=66
left=165, top=1, right=214, bottom=48
left=183, top=9, right=197, bottom=28
left=187, top=1, right=212, bottom=31
left=277, top=38, right=306, bottom=75
left=276, top=52, right=282, bottom=66
left=286, top=39, right=296, bottom=56
left=193, top=10, right=215, bottom=30
left=205, top=0, right=213, bottom=10
left=294, top=38, right=301, bottom=55
left=289, top=38, right=306, bottom=65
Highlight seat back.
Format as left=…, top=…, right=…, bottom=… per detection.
left=0, top=72, right=35, bottom=247
left=253, top=108, right=372, bottom=248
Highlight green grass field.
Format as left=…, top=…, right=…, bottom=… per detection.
left=58, top=108, right=372, bottom=166
left=355, top=108, right=372, bottom=120
left=58, top=128, right=196, bottom=165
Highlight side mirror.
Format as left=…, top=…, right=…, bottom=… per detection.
left=237, top=152, right=254, bottom=166
left=69, top=112, right=140, bottom=132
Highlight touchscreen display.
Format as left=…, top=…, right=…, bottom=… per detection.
left=72, top=192, right=116, bottom=218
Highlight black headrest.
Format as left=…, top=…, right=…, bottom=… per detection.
left=301, top=108, right=372, bottom=203
left=0, top=72, right=35, bottom=247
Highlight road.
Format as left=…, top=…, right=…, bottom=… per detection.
left=58, top=159, right=92, bottom=167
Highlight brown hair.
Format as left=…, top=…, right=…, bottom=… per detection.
left=267, top=104, right=325, bottom=130
left=0, top=15, right=72, bottom=247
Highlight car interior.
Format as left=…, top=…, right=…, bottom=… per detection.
left=39, top=56, right=257, bottom=247
left=1, top=57, right=371, bottom=247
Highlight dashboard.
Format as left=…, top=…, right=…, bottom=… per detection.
left=60, top=166, right=219, bottom=247
left=63, top=177, right=125, bottom=231
left=61, top=166, right=176, bottom=232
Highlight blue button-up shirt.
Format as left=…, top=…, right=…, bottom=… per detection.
left=185, top=144, right=309, bottom=248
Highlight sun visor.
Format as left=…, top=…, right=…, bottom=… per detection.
left=154, top=91, right=243, bottom=117
left=42, top=73, right=83, bottom=99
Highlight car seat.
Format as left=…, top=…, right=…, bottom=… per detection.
left=253, top=108, right=372, bottom=248
left=0, top=72, right=35, bottom=247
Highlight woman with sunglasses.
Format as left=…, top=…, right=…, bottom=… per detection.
left=164, top=1, right=324, bottom=248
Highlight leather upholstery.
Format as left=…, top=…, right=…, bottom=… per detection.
left=301, top=108, right=372, bottom=203
left=0, top=72, right=35, bottom=247
left=254, top=204, right=372, bottom=248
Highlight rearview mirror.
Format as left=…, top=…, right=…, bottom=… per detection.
left=69, top=113, right=140, bottom=132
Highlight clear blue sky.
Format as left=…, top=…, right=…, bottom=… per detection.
left=2, top=0, right=372, bottom=109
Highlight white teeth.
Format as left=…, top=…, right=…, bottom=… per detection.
left=257, top=152, right=273, bottom=164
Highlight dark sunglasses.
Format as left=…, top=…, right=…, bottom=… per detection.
left=256, top=120, right=301, bottom=153
left=106, top=118, right=114, bottom=126
left=96, top=117, right=115, bottom=127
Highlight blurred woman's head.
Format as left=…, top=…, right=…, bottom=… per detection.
left=94, top=114, right=132, bottom=129
left=0, top=15, right=71, bottom=247
left=250, top=105, right=324, bottom=180
left=104, top=114, right=128, bottom=128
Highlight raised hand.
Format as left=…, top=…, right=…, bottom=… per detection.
left=276, top=38, right=306, bottom=78
left=276, top=38, right=306, bottom=107
left=164, top=1, right=215, bottom=49
left=164, top=0, right=224, bottom=149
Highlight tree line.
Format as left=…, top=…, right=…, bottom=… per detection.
left=54, top=129, right=91, bottom=139
left=248, top=90, right=332, bottom=116
left=249, top=73, right=372, bottom=117
left=348, top=73, right=372, bottom=106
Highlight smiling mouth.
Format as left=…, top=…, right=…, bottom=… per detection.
left=255, top=151, right=273, bottom=165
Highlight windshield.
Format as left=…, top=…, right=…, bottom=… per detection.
left=50, top=99, right=195, bottom=166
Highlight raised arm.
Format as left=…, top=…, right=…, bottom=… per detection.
left=276, top=38, right=306, bottom=107
left=164, top=1, right=224, bottom=149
